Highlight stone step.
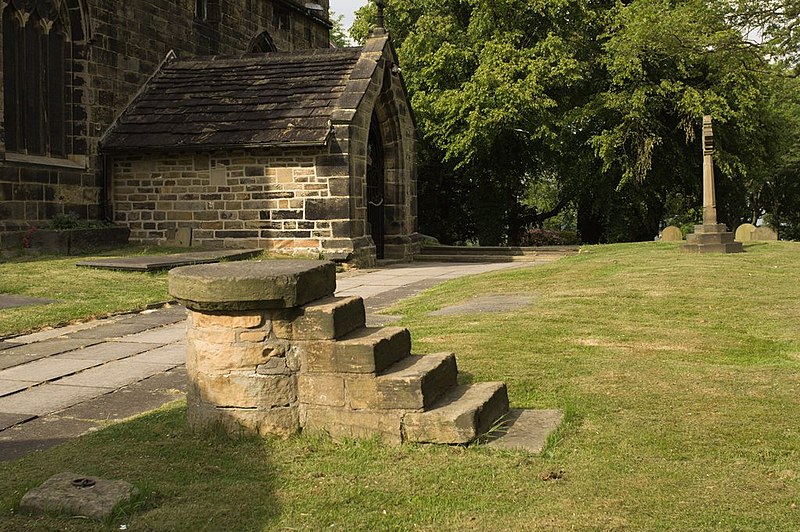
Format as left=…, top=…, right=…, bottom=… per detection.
left=414, top=254, right=516, bottom=263
left=419, top=245, right=579, bottom=256
left=302, top=326, right=411, bottom=374
left=415, top=246, right=577, bottom=264
left=347, top=352, right=458, bottom=410
left=414, top=254, right=563, bottom=263
left=694, top=231, right=735, bottom=244
left=403, top=381, right=510, bottom=444
left=292, top=296, right=366, bottom=340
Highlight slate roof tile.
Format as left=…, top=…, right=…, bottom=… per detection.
left=101, top=47, right=364, bottom=152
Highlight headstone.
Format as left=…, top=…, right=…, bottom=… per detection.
left=19, top=472, right=138, bottom=521
left=660, top=226, right=683, bottom=241
left=752, top=226, right=778, bottom=241
left=734, top=223, right=756, bottom=242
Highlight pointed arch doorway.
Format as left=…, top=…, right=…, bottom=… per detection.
left=366, top=114, right=385, bottom=259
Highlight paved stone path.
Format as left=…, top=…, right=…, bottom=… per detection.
left=0, top=261, right=530, bottom=461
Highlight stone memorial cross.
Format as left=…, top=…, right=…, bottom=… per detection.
left=702, top=115, right=718, bottom=226
left=681, top=115, right=743, bottom=253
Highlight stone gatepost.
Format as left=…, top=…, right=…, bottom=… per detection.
left=168, top=260, right=336, bottom=437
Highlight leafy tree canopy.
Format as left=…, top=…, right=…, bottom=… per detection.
left=352, top=0, right=800, bottom=244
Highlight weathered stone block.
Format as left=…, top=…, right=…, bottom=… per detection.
left=347, top=353, right=457, bottom=410
left=19, top=472, right=139, bottom=521
left=257, top=357, right=290, bottom=375
left=299, top=327, right=411, bottom=374
left=292, top=296, right=365, bottom=340
left=239, top=330, right=268, bottom=342
left=169, top=260, right=336, bottom=311
left=190, top=310, right=266, bottom=329
left=191, top=372, right=296, bottom=408
left=185, top=336, right=271, bottom=372
left=188, top=398, right=300, bottom=438
left=301, top=404, right=403, bottom=444
left=305, top=197, right=349, bottom=220
left=403, top=382, right=509, bottom=445
left=298, top=374, right=345, bottom=406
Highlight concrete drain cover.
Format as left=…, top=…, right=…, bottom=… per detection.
left=20, top=472, right=138, bottom=520
left=427, top=294, right=536, bottom=316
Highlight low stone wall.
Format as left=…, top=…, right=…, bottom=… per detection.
left=112, top=150, right=376, bottom=266
left=0, top=226, right=130, bottom=258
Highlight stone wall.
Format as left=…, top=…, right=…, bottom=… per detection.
left=110, top=34, right=421, bottom=266
left=0, top=0, right=331, bottom=231
left=112, top=148, right=370, bottom=262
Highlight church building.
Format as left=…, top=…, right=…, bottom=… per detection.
left=1, top=0, right=421, bottom=264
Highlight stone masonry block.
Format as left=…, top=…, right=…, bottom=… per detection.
left=297, top=374, right=345, bottom=407
left=403, top=382, right=509, bottom=445
left=299, top=327, right=411, bottom=374
left=186, top=336, right=271, bottom=373
left=191, top=372, right=296, bottom=409
left=187, top=326, right=238, bottom=346
left=346, top=353, right=457, bottom=411
left=190, top=310, right=266, bottom=329
left=305, top=198, right=350, bottom=220
left=292, top=296, right=366, bottom=340
left=169, top=260, right=336, bottom=311
left=19, top=472, right=139, bottom=521
left=188, top=398, right=300, bottom=438
left=301, top=404, right=403, bottom=444
left=239, top=330, right=268, bottom=343
left=257, top=357, right=290, bottom=375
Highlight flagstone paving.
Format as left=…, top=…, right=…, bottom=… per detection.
left=0, top=261, right=532, bottom=461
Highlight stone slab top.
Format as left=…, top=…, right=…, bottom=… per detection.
left=427, top=294, right=536, bottom=316
left=19, top=472, right=139, bottom=521
left=75, top=249, right=262, bottom=271
left=486, top=408, right=563, bottom=454
left=0, top=294, right=57, bottom=310
left=168, top=259, right=336, bottom=311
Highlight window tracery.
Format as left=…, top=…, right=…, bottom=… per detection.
left=2, top=0, right=69, bottom=157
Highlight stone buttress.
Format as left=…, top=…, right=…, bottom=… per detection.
left=168, top=260, right=509, bottom=444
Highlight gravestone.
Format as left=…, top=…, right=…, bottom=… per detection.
left=735, top=223, right=756, bottom=242
left=752, top=226, right=778, bottom=241
left=660, top=226, right=683, bottom=241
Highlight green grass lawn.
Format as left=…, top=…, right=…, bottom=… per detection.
left=0, top=246, right=279, bottom=338
left=2, top=241, right=800, bottom=530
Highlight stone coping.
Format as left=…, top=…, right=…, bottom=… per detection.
left=168, top=260, right=336, bottom=310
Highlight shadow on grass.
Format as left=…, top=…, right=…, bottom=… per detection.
left=0, top=402, right=282, bottom=530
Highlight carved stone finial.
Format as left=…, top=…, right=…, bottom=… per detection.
left=375, top=0, right=385, bottom=30
left=702, top=115, right=714, bottom=156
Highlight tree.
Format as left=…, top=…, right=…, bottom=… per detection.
left=353, top=0, right=800, bottom=244
left=329, top=12, right=351, bottom=48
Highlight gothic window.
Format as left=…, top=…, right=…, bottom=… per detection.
left=195, top=0, right=207, bottom=21
left=248, top=31, right=277, bottom=53
left=2, top=0, right=68, bottom=157
left=273, top=7, right=290, bottom=32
